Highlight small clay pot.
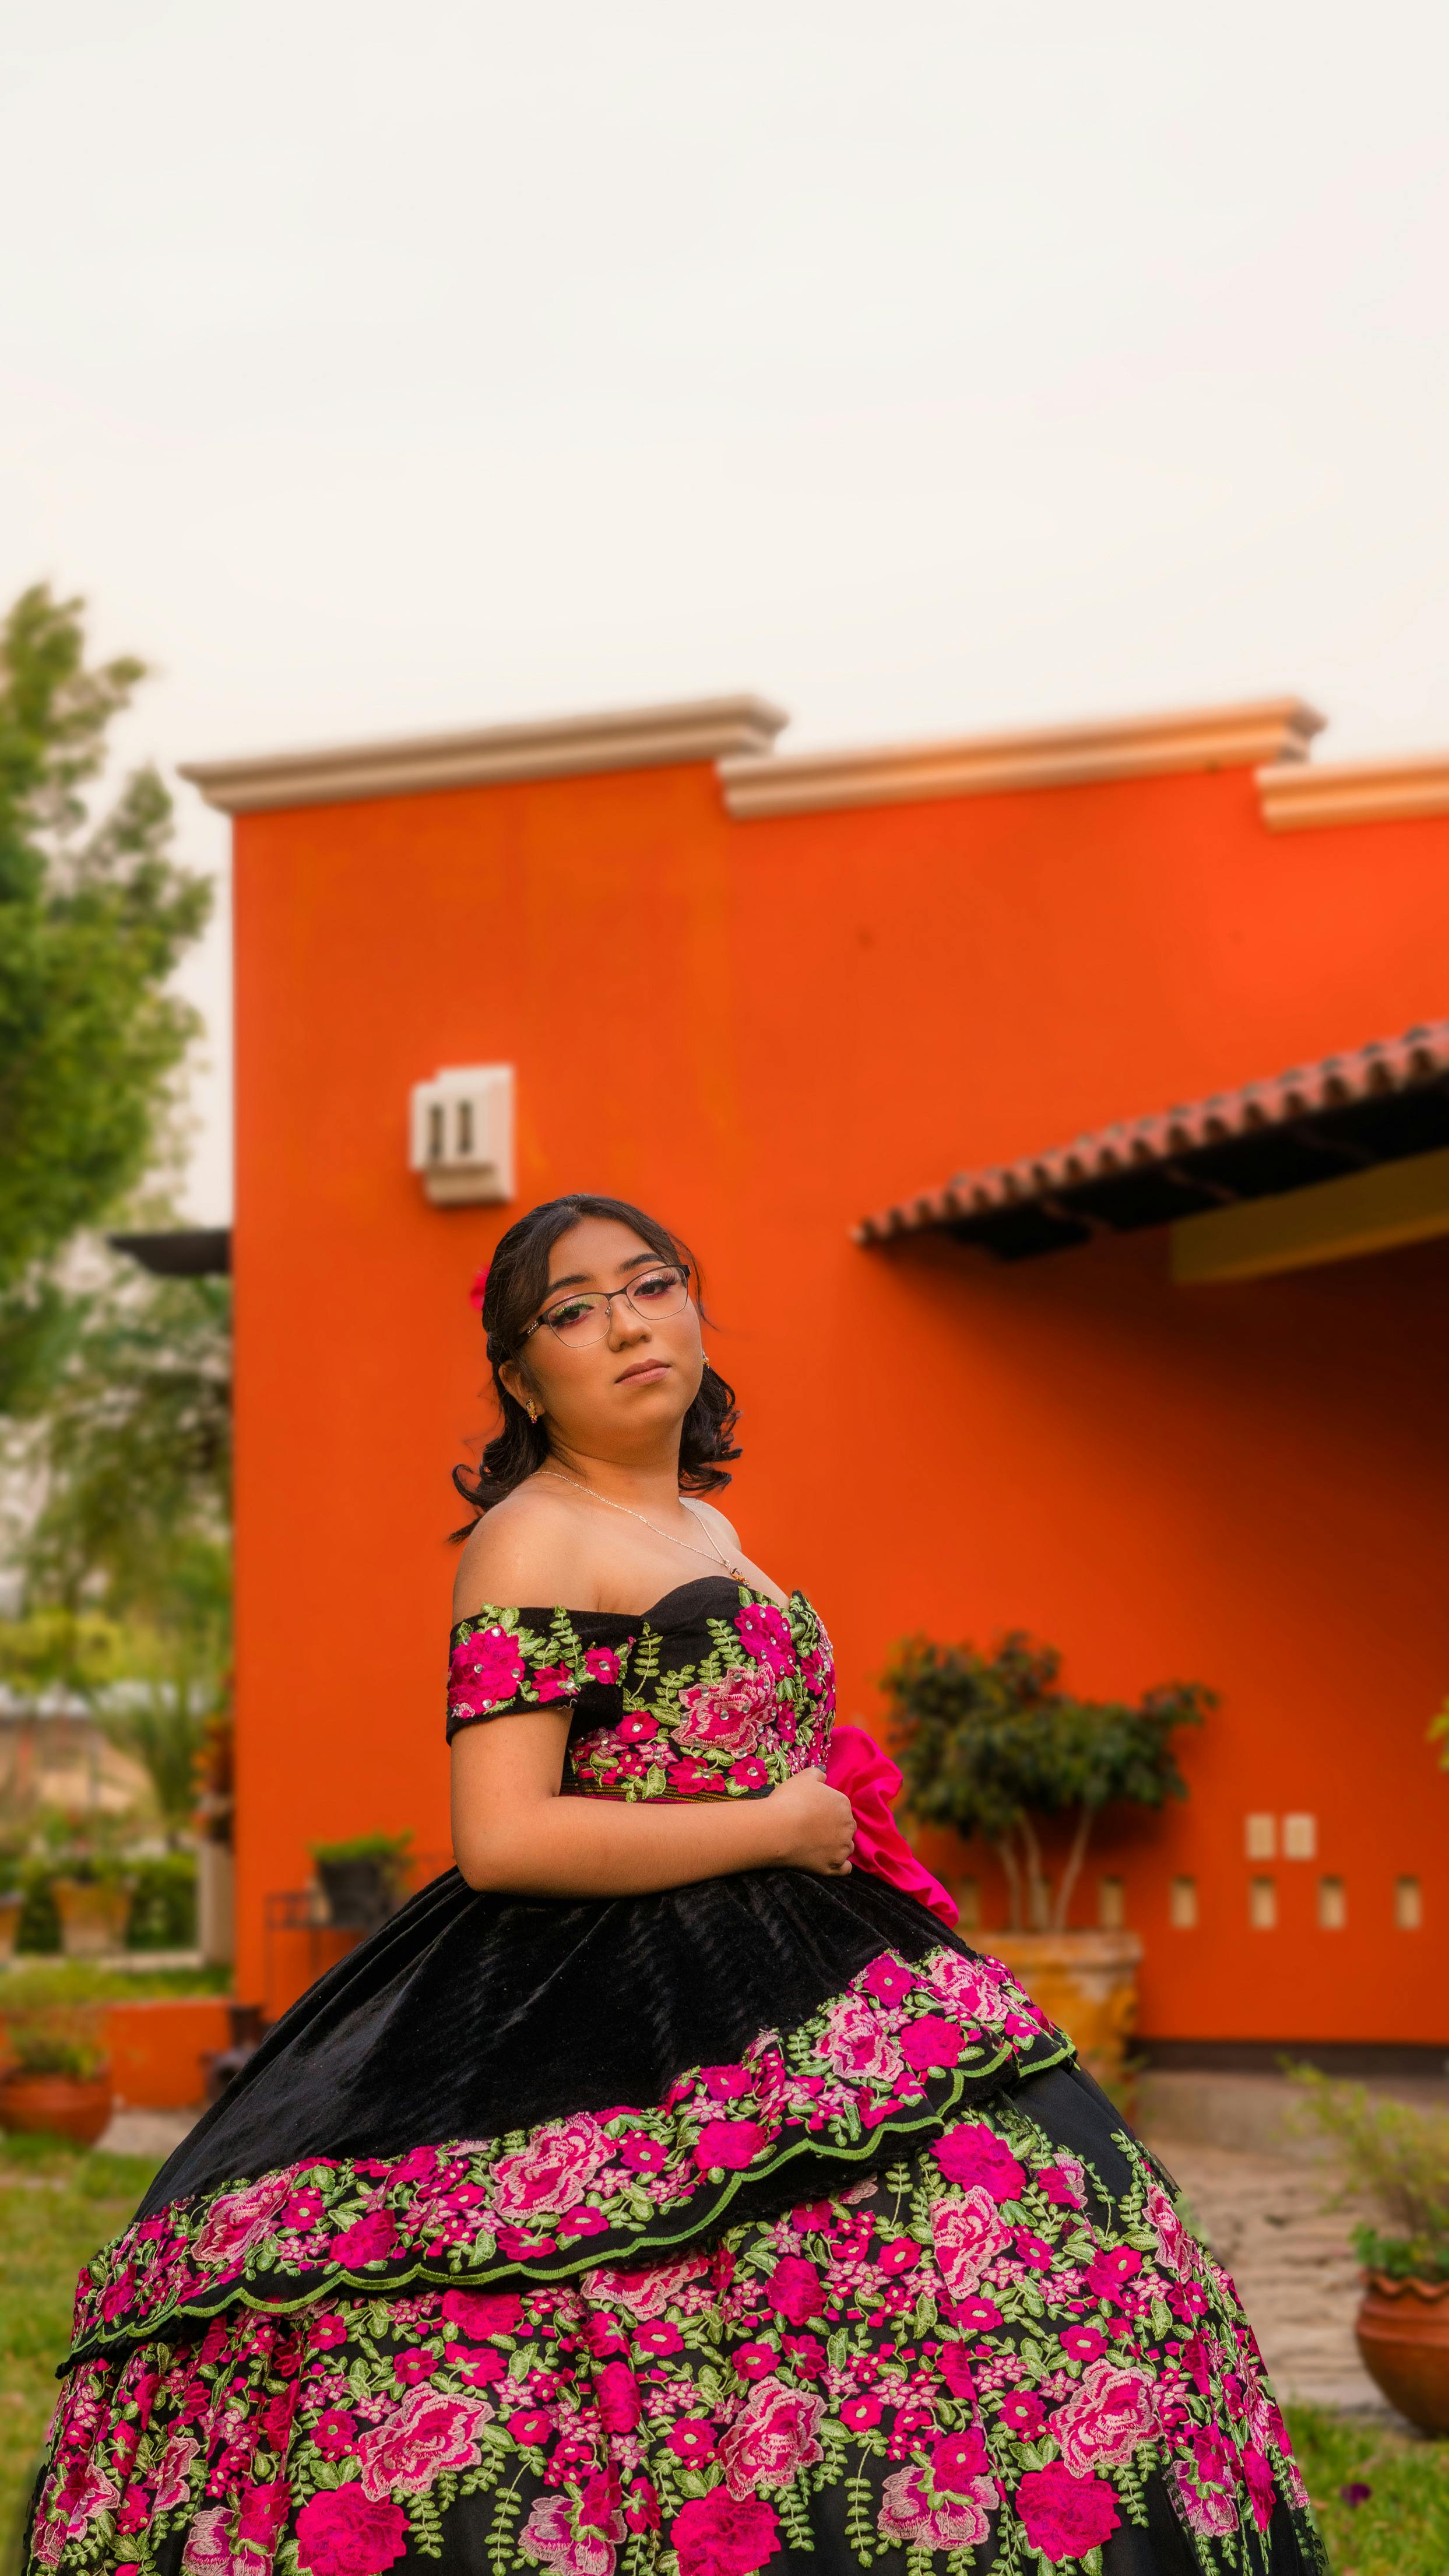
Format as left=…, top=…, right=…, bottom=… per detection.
left=0, top=2070, right=114, bottom=2148
left=1355, top=2271, right=1449, bottom=2434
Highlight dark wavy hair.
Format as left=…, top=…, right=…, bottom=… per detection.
left=451, top=1193, right=741, bottom=1524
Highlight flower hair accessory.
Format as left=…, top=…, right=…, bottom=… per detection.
left=469, top=1265, right=490, bottom=1315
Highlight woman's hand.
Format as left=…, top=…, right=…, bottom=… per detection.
left=763, top=1768, right=856, bottom=1875
left=453, top=1717, right=860, bottom=1896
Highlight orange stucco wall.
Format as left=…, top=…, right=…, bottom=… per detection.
left=105, top=2000, right=230, bottom=2107
left=231, top=746, right=1449, bottom=2039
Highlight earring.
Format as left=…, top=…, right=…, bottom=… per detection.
left=526, top=1401, right=539, bottom=1424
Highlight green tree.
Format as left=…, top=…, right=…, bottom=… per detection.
left=0, top=1267, right=231, bottom=1844
left=883, top=1630, right=1211, bottom=1930
left=0, top=582, right=210, bottom=1411
left=20, top=1268, right=230, bottom=1632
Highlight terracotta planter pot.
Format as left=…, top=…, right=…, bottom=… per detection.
left=52, top=1878, right=132, bottom=1959
left=981, top=1929, right=1144, bottom=2101
left=1355, top=2272, right=1449, bottom=2433
left=0, top=1891, right=22, bottom=1962
left=0, top=2069, right=114, bottom=2146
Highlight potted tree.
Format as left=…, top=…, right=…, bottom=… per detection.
left=884, top=1630, right=1211, bottom=2096
left=0, top=1841, right=23, bottom=1963
left=50, top=1835, right=135, bottom=1959
left=311, top=1830, right=413, bottom=1932
left=1291, top=2068, right=1449, bottom=2434
left=0, top=1987, right=113, bottom=2146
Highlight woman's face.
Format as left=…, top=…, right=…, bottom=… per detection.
left=500, top=1216, right=706, bottom=1460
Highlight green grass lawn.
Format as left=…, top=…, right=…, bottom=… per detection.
left=0, top=2135, right=157, bottom=2547
left=1285, top=2404, right=1449, bottom=2575
left=5, top=2134, right=1449, bottom=2572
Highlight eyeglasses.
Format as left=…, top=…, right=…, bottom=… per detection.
left=518, top=1263, right=691, bottom=1349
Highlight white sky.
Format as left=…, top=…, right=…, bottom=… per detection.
left=5, top=1, right=1449, bottom=1222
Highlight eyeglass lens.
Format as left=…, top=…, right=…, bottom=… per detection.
left=544, top=1268, right=688, bottom=1345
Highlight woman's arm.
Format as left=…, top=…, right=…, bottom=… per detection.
left=451, top=1715, right=855, bottom=1897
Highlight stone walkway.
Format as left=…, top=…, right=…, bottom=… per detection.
left=1148, top=2135, right=1385, bottom=2415
left=100, top=2108, right=195, bottom=2162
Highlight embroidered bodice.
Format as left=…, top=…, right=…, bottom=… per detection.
left=446, top=1574, right=835, bottom=1798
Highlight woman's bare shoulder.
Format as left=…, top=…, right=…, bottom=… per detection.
left=451, top=1481, right=588, bottom=1622
left=690, top=1495, right=743, bottom=1546
left=687, top=1496, right=789, bottom=1607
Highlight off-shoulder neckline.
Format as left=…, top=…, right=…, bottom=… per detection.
left=449, top=1573, right=801, bottom=1642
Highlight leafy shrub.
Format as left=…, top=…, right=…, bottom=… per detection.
left=0, top=1998, right=107, bottom=2083
left=1289, top=2066, right=1449, bottom=2279
left=125, top=1853, right=196, bottom=1949
left=15, top=1869, right=60, bottom=1953
left=310, top=1830, right=413, bottom=1900
left=884, top=1630, right=1212, bottom=1930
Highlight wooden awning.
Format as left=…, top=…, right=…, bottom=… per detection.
left=856, top=1020, right=1449, bottom=1267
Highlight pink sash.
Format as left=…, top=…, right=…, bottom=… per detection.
left=825, top=1723, right=959, bottom=1928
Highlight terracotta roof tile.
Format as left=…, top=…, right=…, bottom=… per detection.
left=855, top=1017, right=1449, bottom=1257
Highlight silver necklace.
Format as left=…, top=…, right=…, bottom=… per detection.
left=539, top=1466, right=745, bottom=1579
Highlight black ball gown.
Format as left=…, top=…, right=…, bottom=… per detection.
left=27, top=1578, right=1325, bottom=2576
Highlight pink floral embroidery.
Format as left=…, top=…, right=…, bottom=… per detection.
left=676, top=1665, right=778, bottom=1755
left=718, top=2375, right=825, bottom=2496
left=1242, top=2443, right=1278, bottom=2532
left=180, top=2507, right=235, bottom=2575
left=583, top=1647, right=621, bottom=1686
left=899, top=2013, right=964, bottom=2072
left=1145, top=2179, right=1194, bottom=2278
left=329, top=2210, right=400, bottom=2266
left=493, top=2115, right=610, bottom=2222
left=357, top=2387, right=489, bottom=2496
left=817, top=1993, right=906, bottom=2088
left=585, top=2255, right=717, bottom=2318
left=931, top=2186, right=1012, bottom=2295
left=764, top=2254, right=825, bottom=2323
left=695, top=2118, right=767, bottom=2171
left=191, top=2175, right=292, bottom=2271
left=439, top=2287, right=522, bottom=2338
left=1052, top=2358, right=1158, bottom=2472
left=296, top=2488, right=410, bottom=2575
left=734, top=1603, right=796, bottom=1675
left=664, top=1758, right=718, bottom=1796
left=520, top=2479, right=625, bottom=2576
left=1018, top=2461, right=1121, bottom=2562
left=65, top=1942, right=1071, bottom=2361
left=448, top=1627, right=526, bottom=1719
left=925, top=1949, right=1009, bottom=2020
left=933, top=2124, right=1025, bottom=2200
left=878, top=2462, right=997, bottom=2549
left=36, top=2106, right=1317, bottom=2576
left=671, top=2490, right=779, bottom=2576
left=150, top=2430, right=201, bottom=2512
left=1173, top=2458, right=1242, bottom=2538
left=1039, top=2157, right=1086, bottom=2207
left=861, top=1956, right=918, bottom=2005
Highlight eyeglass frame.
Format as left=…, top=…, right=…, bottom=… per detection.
left=516, top=1261, right=692, bottom=1348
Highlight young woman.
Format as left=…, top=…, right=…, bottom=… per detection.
left=30, top=1196, right=1324, bottom=2576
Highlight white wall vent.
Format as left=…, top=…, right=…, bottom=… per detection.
left=410, top=1066, right=515, bottom=1206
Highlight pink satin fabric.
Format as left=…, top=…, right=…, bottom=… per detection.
left=825, top=1722, right=959, bottom=1928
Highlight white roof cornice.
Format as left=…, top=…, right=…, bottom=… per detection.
left=719, top=697, right=1324, bottom=820
left=1258, top=750, right=1449, bottom=831
left=180, top=694, right=789, bottom=816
